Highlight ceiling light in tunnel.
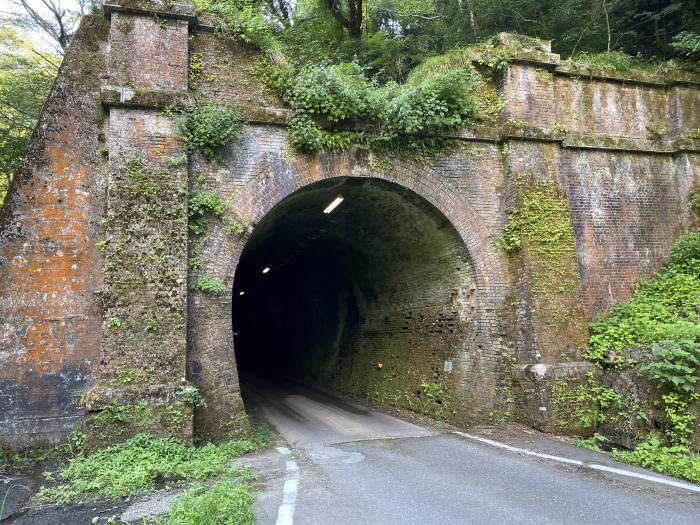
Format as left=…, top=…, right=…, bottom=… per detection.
left=323, top=196, right=344, bottom=214
left=262, top=267, right=270, bottom=274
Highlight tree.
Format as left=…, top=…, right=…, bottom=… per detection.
left=4, top=0, right=98, bottom=53
left=0, top=25, right=58, bottom=205
left=323, top=0, right=365, bottom=38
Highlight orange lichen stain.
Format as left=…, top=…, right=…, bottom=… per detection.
left=1, top=125, right=100, bottom=376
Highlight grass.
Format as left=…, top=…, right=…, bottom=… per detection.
left=37, top=434, right=259, bottom=504
left=1, top=446, right=72, bottom=474
left=164, top=476, right=255, bottom=525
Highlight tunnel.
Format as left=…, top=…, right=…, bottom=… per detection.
left=231, top=176, right=479, bottom=409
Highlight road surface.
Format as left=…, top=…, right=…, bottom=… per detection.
left=237, top=376, right=700, bottom=525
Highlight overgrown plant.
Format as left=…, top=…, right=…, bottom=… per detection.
left=285, top=63, right=481, bottom=154
left=182, top=104, right=244, bottom=160
left=612, top=438, right=700, bottom=484
left=37, top=434, right=258, bottom=503
left=587, top=230, right=700, bottom=366
left=552, top=372, right=619, bottom=429
left=585, top=229, right=700, bottom=457
left=177, top=385, right=207, bottom=407
left=189, top=190, right=226, bottom=235
left=191, top=276, right=227, bottom=295
left=497, top=187, right=578, bottom=296
left=165, top=475, right=254, bottom=525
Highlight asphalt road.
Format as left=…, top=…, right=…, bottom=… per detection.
left=239, top=377, right=700, bottom=525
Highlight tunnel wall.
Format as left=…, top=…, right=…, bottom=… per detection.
left=0, top=17, right=109, bottom=448
left=0, top=0, right=699, bottom=447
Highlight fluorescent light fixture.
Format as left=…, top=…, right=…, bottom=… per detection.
left=239, top=291, right=245, bottom=296
left=262, top=267, right=270, bottom=274
left=323, top=196, right=344, bottom=214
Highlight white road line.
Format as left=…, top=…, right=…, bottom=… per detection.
left=452, top=431, right=700, bottom=494
left=275, top=448, right=300, bottom=525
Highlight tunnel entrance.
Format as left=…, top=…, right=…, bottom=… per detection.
left=231, top=176, right=478, bottom=411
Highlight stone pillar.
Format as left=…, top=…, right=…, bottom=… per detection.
left=83, top=0, right=196, bottom=448
left=500, top=54, right=596, bottom=432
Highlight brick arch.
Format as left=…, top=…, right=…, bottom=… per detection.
left=221, top=153, right=504, bottom=308
left=189, top=150, right=507, bottom=439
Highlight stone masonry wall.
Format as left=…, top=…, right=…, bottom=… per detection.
left=0, top=17, right=109, bottom=448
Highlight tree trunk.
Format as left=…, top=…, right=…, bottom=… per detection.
left=348, top=0, right=363, bottom=39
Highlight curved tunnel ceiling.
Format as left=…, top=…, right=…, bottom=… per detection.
left=234, top=177, right=471, bottom=296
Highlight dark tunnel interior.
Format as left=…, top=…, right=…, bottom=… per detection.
left=231, top=177, right=478, bottom=402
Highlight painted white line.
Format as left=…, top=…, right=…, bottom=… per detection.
left=452, top=431, right=700, bottom=494
left=453, top=431, right=583, bottom=466
left=588, top=463, right=700, bottom=493
left=275, top=448, right=300, bottom=525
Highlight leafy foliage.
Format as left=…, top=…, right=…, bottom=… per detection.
left=497, top=187, right=578, bottom=297
left=384, top=68, right=478, bottom=133
left=566, top=51, right=634, bottom=71
left=189, top=190, right=226, bottom=235
left=640, top=340, right=700, bottom=394
left=287, top=62, right=376, bottom=122
left=182, top=104, right=244, bottom=160
left=552, top=372, right=619, bottom=429
left=37, top=434, right=257, bottom=503
left=569, top=432, right=609, bottom=452
left=671, top=32, right=700, bottom=59
left=418, top=378, right=450, bottom=419
left=0, top=26, right=58, bottom=206
left=586, top=230, right=700, bottom=449
left=287, top=113, right=323, bottom=152
left=612, top=438, right=700, bottom=484
left=192, top=276, right=227, bottom=295
left=176, top=385, right=207, bottom=407
left=283, top=60, right=481, bottom=153
left=587, top=231, right=700, bottom=366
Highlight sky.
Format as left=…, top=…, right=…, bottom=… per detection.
left=2, top=0, right=85, bottom=53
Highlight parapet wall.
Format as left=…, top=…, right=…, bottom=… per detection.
left=0, top=1, right=699, bottom=448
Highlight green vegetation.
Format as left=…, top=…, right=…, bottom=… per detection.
left=640, top=341, right=700, bottom=395
left=671, top=32, right=700, bottom=60
left=646, top=121, right=667, bottom=137
left=566, top=50, right=635, bottom=71
left=552, top=372, right=619, bottom=430
left=37, top=434, right=257, bottom=503
left=2, top=0, right=699, bottom=204
left=282, top=59, right=483, bottom=154
left=194, top=0, right=700, bottom=76
left=587, top=231, right=700, bottom=366
left=189, top=190, right=226, bottom=235
left=192, top=275, right=227, bottom=295
left=186, top=0, right=700, bottom=159
left=166, top=476, right=254, bottom=525
left=498, top=186, right=578, bottom=296
left=569, top=432, right=609, bottom=452
left=418, top=378, right=450, bottom=420
left=0, top=26, right=58, bottom=206
left=612, top=438, right=700, bottom=484
left=690, top=190, right=700, bottom=210
left=182, top=104, right=244, bottom=160
left=176, top=385, right=208, bottom=407
left=578, top=230, right=700, bottom=481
